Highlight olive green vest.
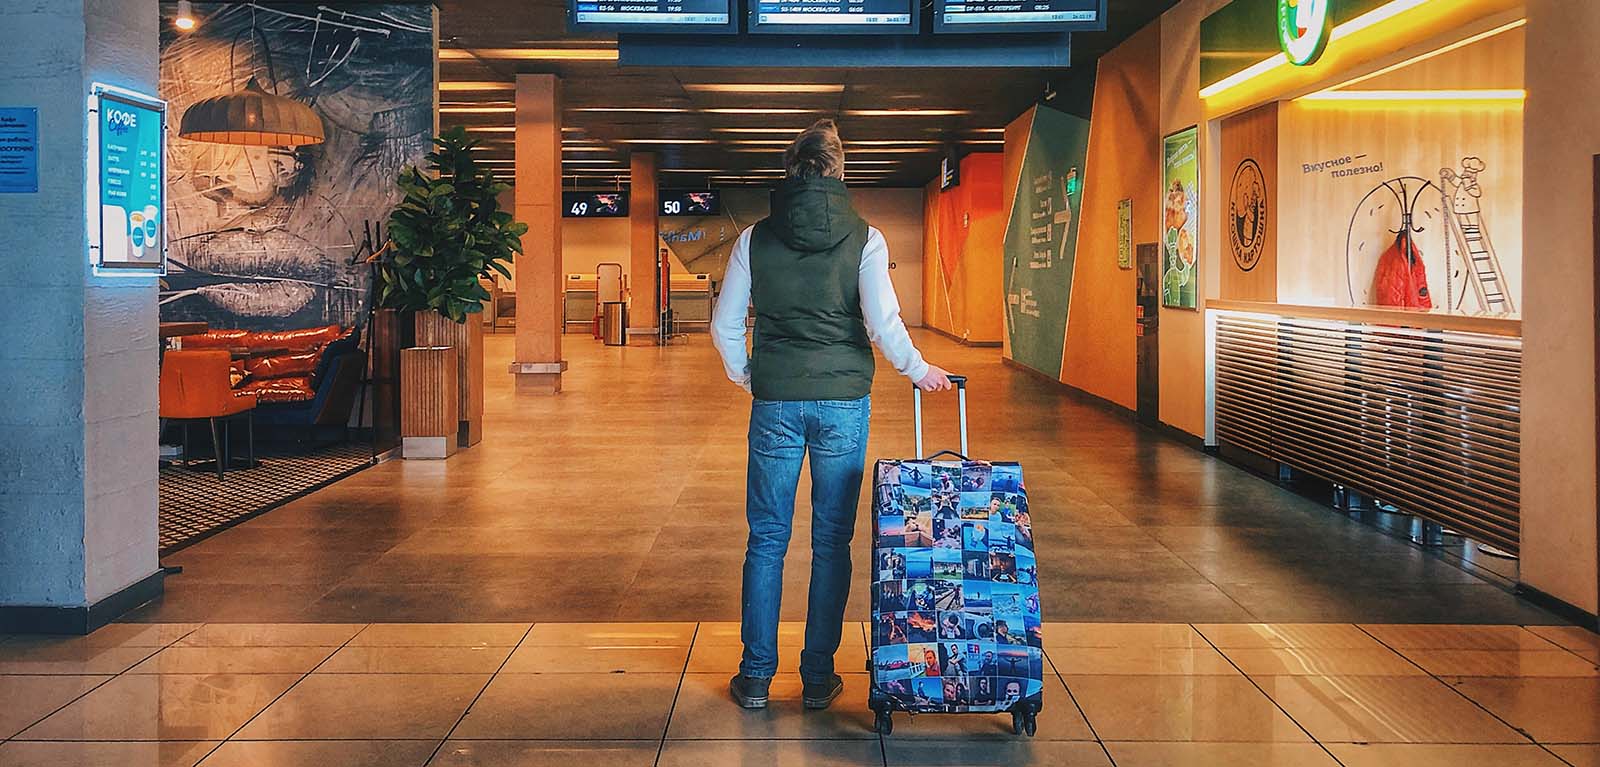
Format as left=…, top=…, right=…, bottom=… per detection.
left=748, top=177, right=875, bottom=401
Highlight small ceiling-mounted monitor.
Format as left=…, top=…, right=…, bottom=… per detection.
left=563, top=191, right=630, bottom=218
left=748, top=0, right=919, bottom=35
left=934, top=0, right=1105, bottom=34
left=568, top=0, right=737, bottom=33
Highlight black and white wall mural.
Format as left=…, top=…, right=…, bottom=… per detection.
left=158, top=3, right=434, bottom=331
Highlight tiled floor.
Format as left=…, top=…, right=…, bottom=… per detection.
left=2, top=622, right=1597, bottom=766
left=132, top=332, right=1561, bottom=626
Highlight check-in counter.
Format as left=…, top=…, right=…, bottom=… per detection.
left=562, top=273, right=714, bottom=332
left=1205, top=300, right=1522, bottom=554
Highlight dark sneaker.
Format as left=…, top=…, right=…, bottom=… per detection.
left=802, top=674, right=844, bottom=710
left=729, top=674, right=770, bottom=709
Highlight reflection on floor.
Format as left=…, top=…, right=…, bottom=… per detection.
left=158, top=440, right=375, bottom=552
left=1, top=621, right=1597, bottom=766
left=132, top=331, right=1561, bottom=625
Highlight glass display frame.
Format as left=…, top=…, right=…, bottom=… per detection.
left=88, top=82, right=168, bottom=277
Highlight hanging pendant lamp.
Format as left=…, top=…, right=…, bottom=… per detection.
left=179, top=77, right=324, bottom=147
left=177, top=17, right=324, bottom=148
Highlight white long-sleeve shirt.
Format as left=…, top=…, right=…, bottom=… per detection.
left=712, top=225, right=930, bottom=394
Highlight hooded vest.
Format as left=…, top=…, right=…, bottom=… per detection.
left=748, top=176, right=875, bottom=401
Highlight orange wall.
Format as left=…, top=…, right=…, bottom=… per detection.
left=922, top=153, right=1005, bottom=343
left=1059, top=21, right=1163, bottom=409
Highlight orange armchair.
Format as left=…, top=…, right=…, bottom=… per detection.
left=159, top=349, right=258, bottom=479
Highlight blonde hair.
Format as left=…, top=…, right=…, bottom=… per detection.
left=783, top=119, right=845, bottom=180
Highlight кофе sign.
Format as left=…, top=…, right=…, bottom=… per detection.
left=1229, top=158, right=1268, bottom=272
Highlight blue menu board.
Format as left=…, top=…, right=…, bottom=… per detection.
left=92, top=87, right=166, bottom=273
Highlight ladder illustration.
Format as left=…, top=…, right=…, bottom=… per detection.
left=1441, top=158, right=1514, bottom=313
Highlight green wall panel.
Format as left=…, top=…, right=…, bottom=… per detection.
left=1002, top=106, right=1090, bottom=378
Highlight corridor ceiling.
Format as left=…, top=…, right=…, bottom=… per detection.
left=413, top=0, right=1175, bottom=186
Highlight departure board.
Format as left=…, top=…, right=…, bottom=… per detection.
left=935, top=0, right=1105, bottom=33
left=749, top=0, right=918, bottom=34
left=568, top=0, right=735, bottom=33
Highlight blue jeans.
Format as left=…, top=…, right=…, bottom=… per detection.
left=740, top=396, right=871, bottom=683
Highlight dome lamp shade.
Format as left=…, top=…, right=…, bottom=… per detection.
left=178, top=78, right=324, bottom=147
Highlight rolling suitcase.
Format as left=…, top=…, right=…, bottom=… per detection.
left=867, top=375, right=1044, bottom=736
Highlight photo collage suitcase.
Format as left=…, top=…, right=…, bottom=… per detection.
left=867, top=376, right=1044, bottom=736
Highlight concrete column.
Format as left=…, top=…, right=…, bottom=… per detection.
left=0, top=0, right=162, bottom=633
left=511, top=74, right=566, bottom=393
left=1521, top=0, right=1600, bottom=624
left=630, top=152, right=659, bottom=335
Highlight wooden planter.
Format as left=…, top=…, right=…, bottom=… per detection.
left=415, top=311, right=485, bottom=447
left=400, top=346, right=459, bottom=459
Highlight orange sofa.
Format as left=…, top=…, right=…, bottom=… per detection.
left=183, top=325, right=351, bottom=404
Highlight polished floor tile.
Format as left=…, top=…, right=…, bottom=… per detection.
left=1359, top=625, right=1551, bottom=651
left=0, top=741, right=217, bottom=767
left=686, top=636, right=869, bottom=675
left=0, top=675, right=111, bottom=739
left=235, top=673, right=488, bottom=740
left=1525, top=625, right=1600, bottom=654
left=1255, top=675, right=1524, bottom=744
left=348, top=623, right=530, bottom=647
left=174, top=624, right=366, bottom=648
left=134, top=332, right=1564, bottom=626
left=196, top=740, right=437, bottom=767
left=659, top=740, right=887, bottom=767
left=318, top=645, right=513, bottom=674
left=0, top=645, right=159, bottom=675
left=1102, top=742, right=1339, bottom=766
left=428, top=740, right=660, bottom=767
left=665, top=673, right=878, bottom=740
left=1445, top=676, right=1600, bottom=743
left=520, top=622, right=696, bottom=647
left=1549, top=745, right=1600, bottom=767
left=1063, top=675, right=1309, bottom=742
left=1, top=623, right=200, bottom=649
left=501, top=642, right=688, bottom=673
left=127, top=646, right=336, bottom=675
left=696, top=620, right=810, bottom=646
left=20, top=673, right=301, bottom=741
left=882, top=740, right=1111, bottom=766
left=1041, top=623, right=1206, bottom=649
left=1401, top=649, right=1600, bottom=677
left=1220, top=648, right=1424, bottom=676
left=451, top=672, right=680, bottom=739
left=1046, top=645, right=1239, bottom=675
left=1325, top=743, right=1569, bottom=767
left=1194, top=624, right=1386, bottom=650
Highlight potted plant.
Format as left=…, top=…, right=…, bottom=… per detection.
left=377, top=126, right=525, bottom=452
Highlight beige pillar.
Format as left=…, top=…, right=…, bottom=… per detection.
left=1521, top=0, right=1600, bottom=622
left=630, top=152, right=660, bottom=335
left=511, top=74, right=566, bottom=393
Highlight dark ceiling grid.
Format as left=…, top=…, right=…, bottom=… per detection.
left=423, top=0, right=1181, bottom=187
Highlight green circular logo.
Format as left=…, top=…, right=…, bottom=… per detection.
left=1278, top=0, right=1331, bottom=66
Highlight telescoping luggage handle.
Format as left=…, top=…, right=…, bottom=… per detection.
left=913, top=374, right=968, bottom=460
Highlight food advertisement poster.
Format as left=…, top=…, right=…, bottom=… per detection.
left=1002, top=106, right=1091, bottom=378
left=1161, top=126, right=1199, bottom=309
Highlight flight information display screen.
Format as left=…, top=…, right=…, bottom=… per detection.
left=568, top=0, right=735, bottom=33
left=660, top=189, right=721, bottom=217
left=935, top=0, right=1104, bottom=33
left=749, top=0, right=918, bottom=34
left=563, top=191, right=630, bottom=218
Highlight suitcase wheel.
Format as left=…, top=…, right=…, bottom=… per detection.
left=874, top=711, right=893, bottom=736
left=1011, top=710, right=1037, bottom=737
